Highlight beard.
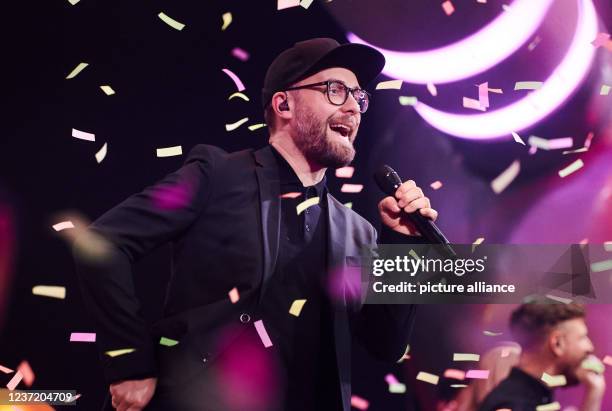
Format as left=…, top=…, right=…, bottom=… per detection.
left=292, top=104, right=356, bottom=168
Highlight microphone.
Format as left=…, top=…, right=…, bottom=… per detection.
left=374, top=165, right=457, bottom=258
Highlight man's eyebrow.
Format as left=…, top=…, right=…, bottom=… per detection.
left=328, top=78, right=362, bottom=89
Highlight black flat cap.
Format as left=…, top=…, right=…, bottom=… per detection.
left=262, top=37, right=385, bottom=108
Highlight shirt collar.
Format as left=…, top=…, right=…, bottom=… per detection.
left=270, top=146, right=328, bottom=200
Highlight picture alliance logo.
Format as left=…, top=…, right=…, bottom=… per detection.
left=371, top=256, right=488, bottom=277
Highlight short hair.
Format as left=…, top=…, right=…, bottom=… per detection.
left=509, top=302, right=585, bottom=350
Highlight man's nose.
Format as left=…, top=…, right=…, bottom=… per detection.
left=341, top=92, right=361, bottom=114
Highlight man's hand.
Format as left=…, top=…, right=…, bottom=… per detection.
left=576, top=355, right=606, bottom=411
left=109, top=377, right=157, bottom=411
left=378, top=180, right=438, bottom=236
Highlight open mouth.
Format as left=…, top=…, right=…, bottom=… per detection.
left=329, top=123, right=351, bottom=140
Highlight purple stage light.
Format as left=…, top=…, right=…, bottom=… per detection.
left=347, top=0, right=554, bottom=84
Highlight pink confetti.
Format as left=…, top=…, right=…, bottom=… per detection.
left=280, top=192, right=302, bottom=199
left=444, top=368, right=466, bottom=380
left=591, top=33, right=611, bottom=48
left=0, top=364, right=14, bottom=374
left=222, top=68, right=245, bottom=92
left=340, top=184, right=363, bottom=193
left=17, top=361, right=34, bottom=387
left=427, top=82, right=438, bottom=96
left=6, top=370, right=23, bottom=391
left=478, top=82, right=490, bottom=108
left=350, top=395, right=370, bottom=410
left=384, top=373, right=400, bottom=385
left=70, top=332, right=96, bottom=342
left=442, top=1, right=455, bottom=16
left=528, top=145, right=538, bottom=155
left=463, top=97, right=485, bottom=111
left=277, top=0, right=300, bottom=10
left=603, top=355, right=612, bottom=366
left=466, top=369, right=490, bottom=379
left=335, top=166, right=355, bottom=179
left=584, top=131, right=595, bottom=149
left=254, top=320, right=273, bottom=348
left=228, top=287, right=240, bottom=303
left=579, top=238, right=589, bottom=245
left=231, top=47, right=250, bottom=62
left=430, top=180, right=443, bottom=190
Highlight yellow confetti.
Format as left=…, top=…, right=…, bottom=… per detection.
left=558, top=159, right=584, bottom=178
left=399, top=96, right=418, bottom=106
left=226, top=117, right=249, bottom=131
left=536, top=402, right=561, bottom=411
left=472, top=237, right=485, bottom=252
left=511, top=131, right=525, bottom=145
left=100, top=85, right=115, bottom=96
left=32, top=285, right=66, bottom=300
left=228, top=92, right=249, bottom=101
left=296, top=197, right=319, bottom=215
left=105, top=348, right=136, bottom=357
left=541, top=373, right=567, bottom=387
left=221, top=12, right=232, bottom=30
left=95, top=142, right=108, bottom=163
left=248, top=123, right=266, bottom=131
left=300, top=0, right=314, bottom=8
left=158, top=12, right=185, bottom=31
left=491, top=160, right=520, bottom=194
left=416, top=371, right=439, bottom=385
left=289, top=299, right=307, bottom=316
left=514, top=81, right=543, bottom=90
left=581, top=356, right=605, bottom=373
left=453, top=353, right=480, bottom=361
left=343, top=202, right=353, bottom=209
left=376, top=79, right=403, bottom=90
left=156, top=146, right=182, bottom=158
left=601, top=85, right=610, bottom=95
left=65, top=62, right=88, bottom=79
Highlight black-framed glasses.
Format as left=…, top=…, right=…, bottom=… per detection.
left=283, top=80, right=370, bottom=113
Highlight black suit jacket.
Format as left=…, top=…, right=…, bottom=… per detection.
left=74, top=144, right=418, bottom=411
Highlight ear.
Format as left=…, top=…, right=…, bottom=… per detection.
left=549, top=331, right=565, bottom=357
left=271, top=92, right=293, bottom=120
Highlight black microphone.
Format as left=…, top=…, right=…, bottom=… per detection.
left=374, top=165, right=457, bottom=258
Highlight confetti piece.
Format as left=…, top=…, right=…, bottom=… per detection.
left=335, top=166, right=355, bottom=178
left=541, top=373, right=567, bottom=387
left=226, top=117, right=249, bottom=132
left=296, top=197, right=319, bottom=215
left=399, top=96, right=418, bottom=106
left=483, top=330, right=502, bottom=336
left=584, top=132, right=595, bottom=149
left=385, top=374, right=400, bottom=385
left=601, top=85, right=610, bottom=95
left=340, top=184, right=363, bottom=193
left=477, top=0, right=486, bottom=3
left=442, top=1, right=455, bottom=15
left=451, top=384, right=468, bottom=388
left=72, top=128, right=95, bottom=142
left=17, top=361, right=34, bottom=387
left=156, top=146, right=182, bottom=157
left=408, top=250, right=421, bottom=263
left=32, top=285, right=66, bottom=299
left=454, top=353, right=480, bottom=361
left=512, top=131, right=525, bottom=145
left=514, top=81, right=543, bottom=90
left=591, top=33, right=611, bottom=48
left=478, top=82, right=490, bottom=108
left=580, top=238, right=589, bottom=245
left=254, top=320, right=273, bottom=348
left=603, top=355, right=612, bottom=366
left=488, top=88, right=503, bottom=94
left=536, top=402, right=561, bottom=411
left=528, top=35, right=542, bottom=51
left=546, top=294, right=572, bottom=304
left=558, top=159, right=584, bottom=178
left=231, top=47, right=250, bottom=62
left=106, top=348, right=135, bottom=357
left=160, top=337, right=179, bottom=347
left=289, top=299, right=307, bottom=317
left=528, top=145, right=538, bottom=155
left=280, top=192, right=301, bottom=199
left=158, top=12, right=185, bottom=31
left=528, top=136, right=573, bottom=150
left=222, top=68, right=246, bottom=92
left=463, top=97, right=486, bottom=111
left=67, top=0, right=80, bottom=5
left=472, top=237, right=485, bottom=252
left=0, top=365, right=14, bottom=374
left=300, top=0, right=314, bottom=8
left=344, top=202, right=352, bottom=209
left=53, top=221, right=74, bottom=232
left=248, top=123, right=266, bottom=131
left=6, top=371, right=23, bottom=391
left=430, top=180, right=443, bottom=190
left=100, top=85, right=115, bottom=95
left=581, top=357, right=605, bottom=373
left=350, top=395, right=369, bottom=410
left=466, top=369, right=490, bottom=379
left=491, top=160, right=520, bottom=194
left=70, top=332, right=96, bottom=342
left=277, top=0, right=300, bottom=10
left=397, top=344, right=411, bottom=363
left=427, top=83, right=438, bottom=96
left=221, top=12, right=232, bottom=30
left=228, top=287, right=240, bottom=303
left=389, top=383, right=406, bottom=393
left=591, top=259, right=612, bottom=273
left=228, top=92, right=249, bottom=101
left=376, top=79, right=403, bottom=90
left=444, top=369, right=466, bottom=380
left=605, top=242, right=612, bottom=252
left=65, top=62, right=88, bottom=79
left=416, top=371, right=439, bottom=385
left=95, top=142, right=108, bottom=163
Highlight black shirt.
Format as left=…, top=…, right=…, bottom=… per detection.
left=478, top=367, right=555, bottom=411
left=256, top=147, right=340, bottom=410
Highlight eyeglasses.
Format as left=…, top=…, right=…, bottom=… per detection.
left=283, top=80, right=370, bottom=113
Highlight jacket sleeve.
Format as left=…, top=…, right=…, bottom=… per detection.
left=351, top=225, right=427, bottom=362
left=72, top=144, right=223, bottom=384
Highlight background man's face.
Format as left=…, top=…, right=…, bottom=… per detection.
left=555, top=318, right=594, bottom=385
left=290, top=67, right=362, bottom=168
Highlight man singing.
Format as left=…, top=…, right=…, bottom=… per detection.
left=74, top=37, right=438, bottom=411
